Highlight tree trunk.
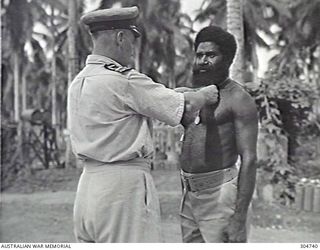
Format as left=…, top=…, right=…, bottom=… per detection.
left=13, top=51, right=23, bottom=163
left=3, top=72, right=14, bottom=120
left=51, top=52, right=58, bottom=125
left=315, top=49, right=320, bottom=160
left=51, top=6, right=57, bottom=128
left=227, top=0, right=244, bottom=83
left=316, top=98, right=320, bottom=160
left=21, top=67, right=27, bottom=112
left=14, top=52, right=20, bottom=123
left=65, top=0, right=78, bottom=168
left=67, top=0, right=79, bottom=85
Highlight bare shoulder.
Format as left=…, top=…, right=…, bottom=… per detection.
left=228, top=80, right=257, bottom=118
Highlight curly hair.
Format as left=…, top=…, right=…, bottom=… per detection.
left=194, top=26, right=237, bottom=67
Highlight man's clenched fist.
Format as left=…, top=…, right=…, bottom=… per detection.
left=198, top=85, right=219, bottom=105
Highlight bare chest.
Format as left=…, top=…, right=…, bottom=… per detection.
left=198, top=91, right=233, bottom=126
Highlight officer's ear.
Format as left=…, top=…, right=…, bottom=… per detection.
left=116, top=31, right=125, bottom=46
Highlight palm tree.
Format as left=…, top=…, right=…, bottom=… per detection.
left=65, top=0, right=79, bottom=168
left=67, top=0, right=79, bottom=85
left=2, top=0, right=34, bottom=122
left=2, top=0, right=36, bottom=165
left=267, top=0, right=320, bottom=159
left=195, top=0, right=292, bottom=83
left=2, top=0, right=83, bottom=169
left=30, top=0, right=88, bottom=168
left=268, top=0, right=319, bottom=78
left=226, top=0, right=244, bottom=83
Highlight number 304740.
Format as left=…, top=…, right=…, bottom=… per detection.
left=301, top=244, right=318, bottom=248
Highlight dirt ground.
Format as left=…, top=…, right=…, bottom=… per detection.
left=1, top=168, right=319, bottom=243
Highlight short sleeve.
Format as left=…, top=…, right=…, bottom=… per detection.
left=125, top=70, right=184, bottom=126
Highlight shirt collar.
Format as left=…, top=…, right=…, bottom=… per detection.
left=86, top=54, right=122, bottom=67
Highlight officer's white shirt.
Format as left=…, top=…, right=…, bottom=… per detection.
left=67, top=55, right=184, bottom=163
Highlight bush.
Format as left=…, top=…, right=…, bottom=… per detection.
left=247, top=73, right=319, bottom=203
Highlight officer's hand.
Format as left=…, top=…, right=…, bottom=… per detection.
left=198, top=85, right=219, bottom=105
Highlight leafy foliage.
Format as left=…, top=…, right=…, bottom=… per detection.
left=247, top=70, right=319, bottom=203
left=194, top=0, right=291, bottom=71
left=261, top=0, right=320, bottom=202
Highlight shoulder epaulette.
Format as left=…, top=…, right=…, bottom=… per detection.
left=104, top=63, right=132, bottom=74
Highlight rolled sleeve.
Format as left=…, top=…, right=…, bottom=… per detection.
left=125, top=71, right=184, bottom=126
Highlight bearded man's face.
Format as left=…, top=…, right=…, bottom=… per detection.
left=192, top=41, right=227, bottom=87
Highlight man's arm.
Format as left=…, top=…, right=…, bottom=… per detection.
left=234, top=92, right=258, bottom=217
left=223, top=90, right=258, bottom=243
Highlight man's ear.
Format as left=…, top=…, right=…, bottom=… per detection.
left=116, top=31, right=124, bottom=46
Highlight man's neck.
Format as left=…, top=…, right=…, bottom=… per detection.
left=214, top=77, right=230, bottom=89
left=211, top=75, right=229, bottom=87
left=92, top=46, right=124, bottom=65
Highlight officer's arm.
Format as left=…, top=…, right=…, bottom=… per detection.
left=232, top=91, right=258, bottom=220
left=126, top=71, right=218, bottom=126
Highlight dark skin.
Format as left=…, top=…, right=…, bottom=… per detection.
left=178, top=41, right=258, bottom=243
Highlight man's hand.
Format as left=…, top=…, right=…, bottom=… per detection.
left=181, top=85, right=218, bottom=126
left=175, top=85, right=219, bottom=105
left=198, top=85, right=219, bottom=105
left=221, top=215, right=247, bottom=243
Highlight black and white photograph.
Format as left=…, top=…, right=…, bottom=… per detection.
left=1, top=0, right=320, bottom=245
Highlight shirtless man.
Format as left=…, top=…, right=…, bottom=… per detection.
left=177, top=26, right=258, bottom=243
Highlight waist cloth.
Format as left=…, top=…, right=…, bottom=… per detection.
left=179, top=165, right=252, bottom=243
left=180, top=166, right=238, bottom=192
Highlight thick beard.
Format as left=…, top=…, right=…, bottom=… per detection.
left=192, top=64, right=229, bottom=88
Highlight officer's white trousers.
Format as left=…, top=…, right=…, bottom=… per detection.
left=73, top=161, right=162, bottom=243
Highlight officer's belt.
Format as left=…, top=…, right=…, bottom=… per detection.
left=77, top=157, right=152, bottom=171
left=180, top=166, right=238, bottom=192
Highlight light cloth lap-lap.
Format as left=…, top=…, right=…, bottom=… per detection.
left=179, top=167, right=251, bottom=243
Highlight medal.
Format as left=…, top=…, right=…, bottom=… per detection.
left=194, top=115, right=200, bottom=125
left=180, top=133, right=185, bottom=142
